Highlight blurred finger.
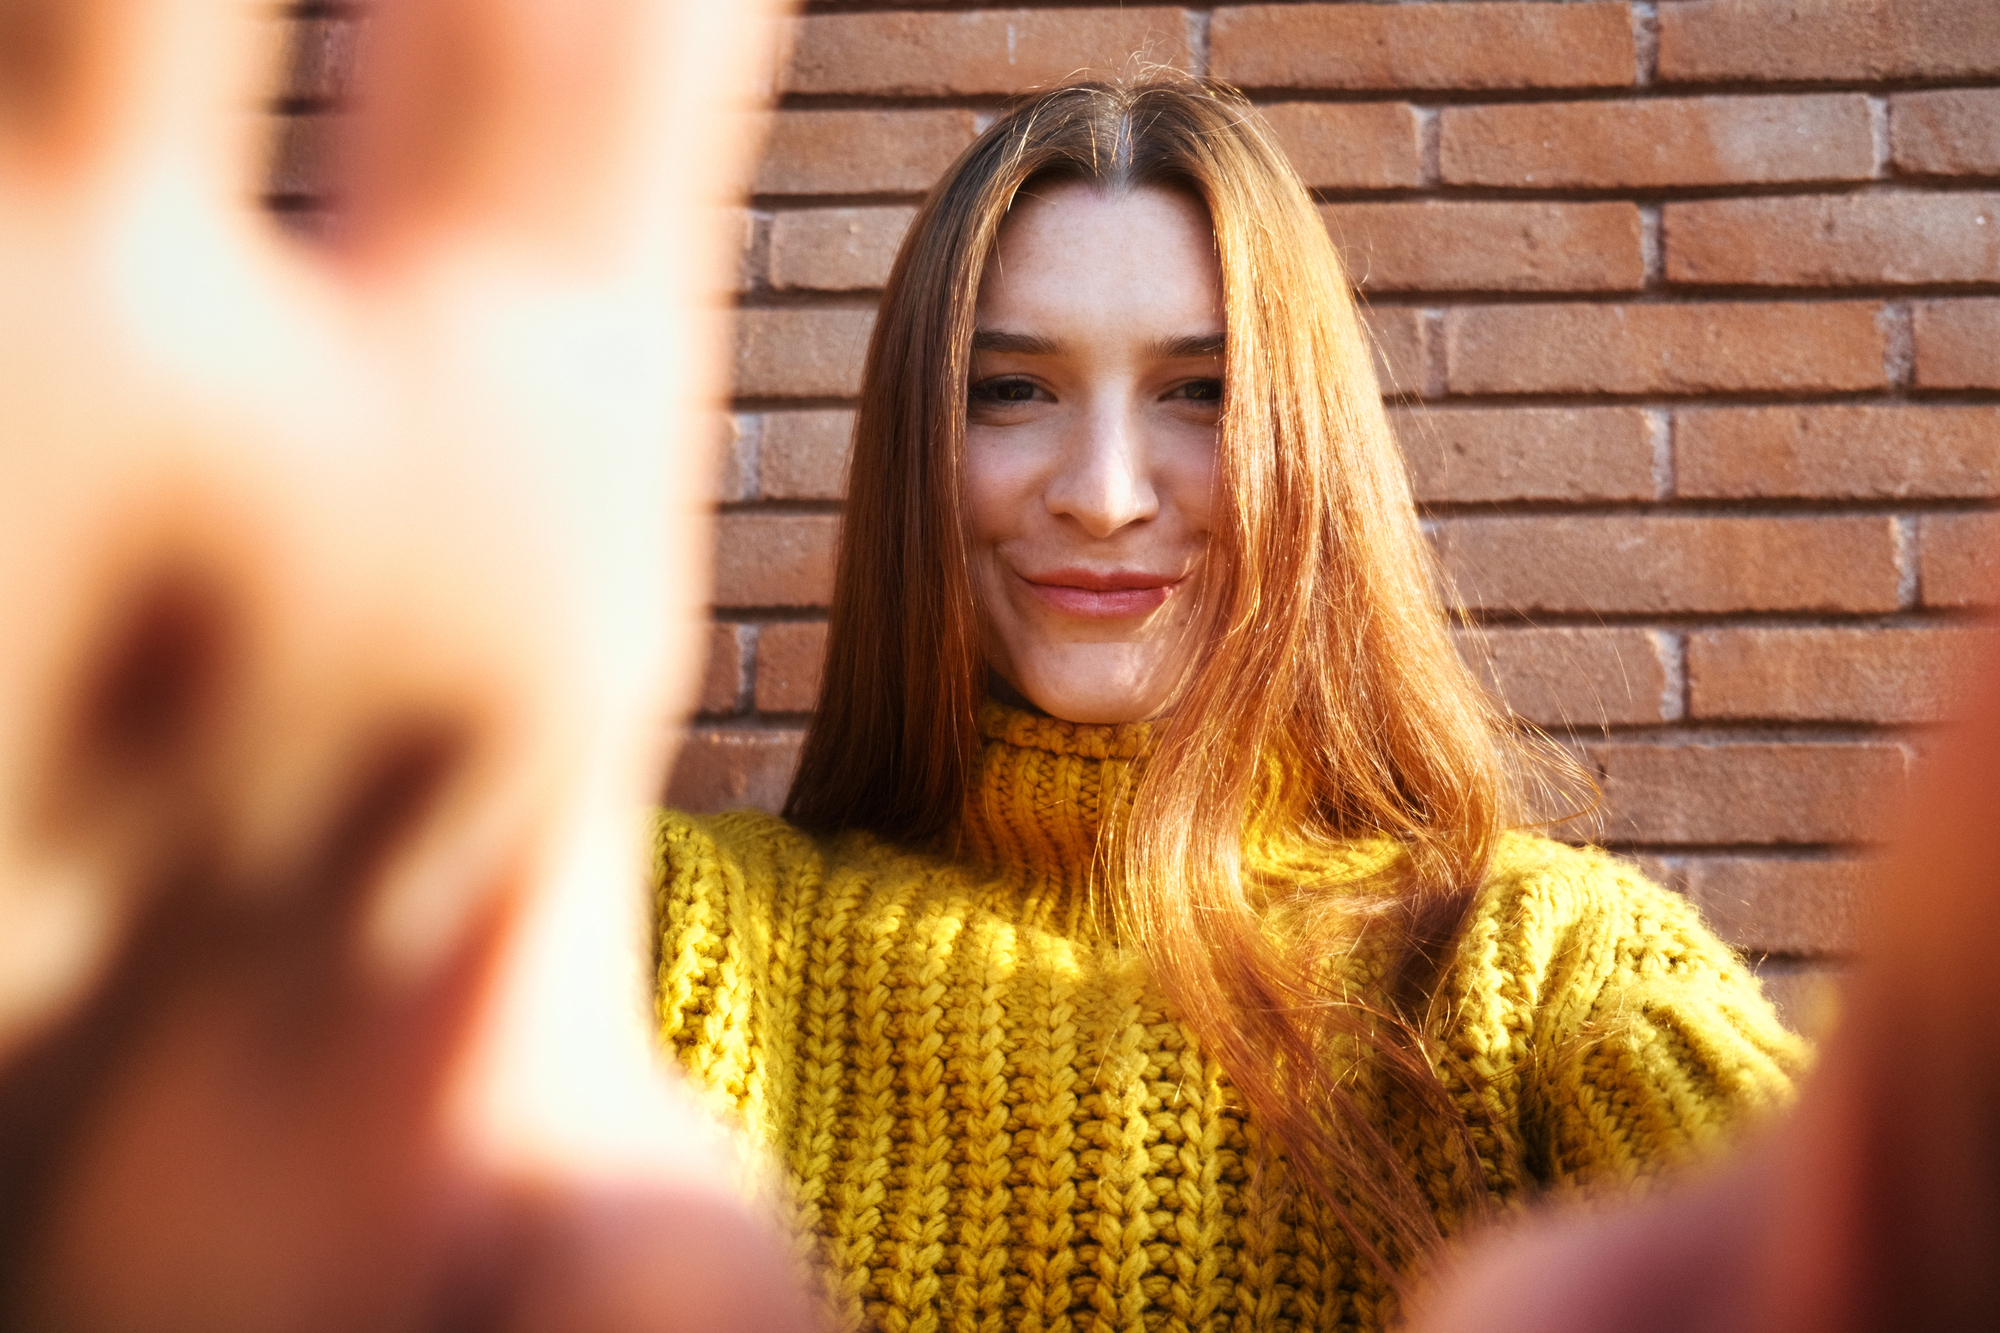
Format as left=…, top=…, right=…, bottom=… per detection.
left=0, top=0, right=282, bottom=209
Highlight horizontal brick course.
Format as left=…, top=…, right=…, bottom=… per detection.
left=769, top=205, right=917, bottom=293
left=1689, top=627, right=1994, bottom=725
left=734, top=308, right=875, bottom=400
left=755, top=110, right=979, bottom=196
left=1440, top=96, right=1873, bottom=191
left=1435, top=515, right=1902, bottom=615
left=1444, top=302, right=1888, bottom=397
left=712, top=514, right=841, bottom=609
left=1920, top=512, right=2000, bottom=608
left=1892, top=89, right=2000, bottom=178
left=1257, top=103, right=1425, bottom=191
left=781, top=9, right=1189, bottom=97
left=759, top=410, right=855, bottom=501
left=1322, top=201, right=1644, bottom=294
left=1665, top=194, right=2000, bottom=288
left=1212, top=2, right=1636, bottom=92
left=1393, top=406, right=1655, bottom=504
left=1583, top=742, right=1906, bottom=846
left=1682, top=856, right=1869, bottom=956
left=1912, top=299, right=2000, bottom=389
left=1458, top=626, right=1672, bottom=728
left=1658, top=0, right=2000, bottom=84
left=1677, top=406, right=2000, bottom=500
left=665, top=729, right=804, bottom=814
left=756, top=622, right=829, bottom=714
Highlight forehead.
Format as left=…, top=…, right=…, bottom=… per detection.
left=977, top=181, right=1222, bottom=329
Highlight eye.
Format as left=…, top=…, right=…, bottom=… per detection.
left=968, top=377, right=1047, bottom=406
left=1167, top=378, right=1223, bottom=403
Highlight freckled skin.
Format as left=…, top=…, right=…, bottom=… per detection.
left=964, top=183, right=1224, bottom=725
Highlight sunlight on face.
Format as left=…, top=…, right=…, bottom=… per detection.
left=963, top=181, right=1223, bottom=725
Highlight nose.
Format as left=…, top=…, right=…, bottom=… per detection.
left=1043, top=397, right=1159, bottom=539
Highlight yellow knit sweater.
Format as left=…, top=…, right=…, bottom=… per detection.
left=652, top=703, right=1805, bottom=1332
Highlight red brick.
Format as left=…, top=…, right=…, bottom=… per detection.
left=1677, top=406, right=2000, bottom=500
left=711, top=514, right=840, bottom=609
left=1456, top=626, right=1672, bottom=728
left=664, top=728, right=804, bottom=815
left=696, top=624, right=746, bottom=715
left=1913, top=299, right=2000, bottom=390
left=1666, top=194, right=2000, bottom=287
left=1361, top=306, right=1427, bottom=397
left=1434, top=515, right=1901, bottom=615
left=1660, top=0, right=2000, bottom=84
left=723, top=207, right=758, bottom=296
left=1258, top=102, right=1424, bottom=190
left=1440, top=96, right=1872, bottom=190
left=1920, top=512, right=2000, bottom=608
left=714, top=414, right=754, bottom=504
left=755, top=622, right=829, bottom=714
left=1892, top=89, right=2000, bottom=178
left=1391, top=406, right=1655, bottom=504
left=1444, top=302, right=1887, bottom=397
left=268, top=113, right=338, bottom=197
left=781, top=9, right=1190, bottom=97
left=769, top=206, right=918, bottom=293
left=733, top=308, right=875, bottom=401
left=759, top=410, right=855, bottom=502
left=1321, top=202, right=1644, bottom=294
left=282, top=16, right=361, bottom=103
left=1581, top=742, right=1906, bottom=846
left=1682, top=857, right=1870, bottom=956
left=1689, top=627, right=1995, bottom=725
left=754, top=109, right=979, bottom=196
left=1211, top=3, right=1635, bottom=91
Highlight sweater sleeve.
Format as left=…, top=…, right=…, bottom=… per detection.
left=1462, top=837, right=1810, bottom=1197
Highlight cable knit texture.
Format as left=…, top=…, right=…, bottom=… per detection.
left=653, top=702, right=1806, bottom=1332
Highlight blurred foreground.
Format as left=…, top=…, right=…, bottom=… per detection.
left=0, top=0, right=808, bottom=1327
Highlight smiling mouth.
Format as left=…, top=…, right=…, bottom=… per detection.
left=1018, top=568, right=1186, bottom=618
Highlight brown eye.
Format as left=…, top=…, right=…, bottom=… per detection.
left=1171, top=379, right=1223, bottom=403
left=969, top=378, right=1043, bottom=405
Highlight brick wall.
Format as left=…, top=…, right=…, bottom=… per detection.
left=271, top=1, right=2000, bottom=1029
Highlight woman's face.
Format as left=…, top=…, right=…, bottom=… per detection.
left=963, top=181, right=1222, bottom=725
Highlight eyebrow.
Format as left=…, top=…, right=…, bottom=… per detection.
left=1150, top=331, right=1226, bottom=359
left=969, top=328, right=1226, bottom=358
left=970, top=329, right=1063, bottom=356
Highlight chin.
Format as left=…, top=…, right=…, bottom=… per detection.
left=1014, top=675, right=1170, bottom=726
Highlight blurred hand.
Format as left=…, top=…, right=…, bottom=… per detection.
left=0, top=1, right=808, bottom=1328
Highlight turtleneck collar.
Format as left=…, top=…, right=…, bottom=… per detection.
left=953, top=700, right=1154, bottom=903
left=952, top=700, right=1403, bottom=919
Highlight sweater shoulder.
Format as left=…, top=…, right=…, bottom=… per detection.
left=1447, top=832, right=1808, bottom=1188
left=652, top=805, right=828, bottom=893
left=1466, top=831, right=1734, bottom=979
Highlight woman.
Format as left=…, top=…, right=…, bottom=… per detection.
left=655, top=76, right=1803, bottom=1332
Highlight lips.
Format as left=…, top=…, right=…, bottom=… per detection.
left=1018, top=567, right=1185, bottom=618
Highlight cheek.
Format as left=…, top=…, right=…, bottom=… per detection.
left=960, top=437, right=1039, bottom=547
left=1161, top=426, right=1220, bottom=535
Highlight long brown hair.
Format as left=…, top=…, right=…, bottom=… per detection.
left=786, top=76, right=1564, bottom=1284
